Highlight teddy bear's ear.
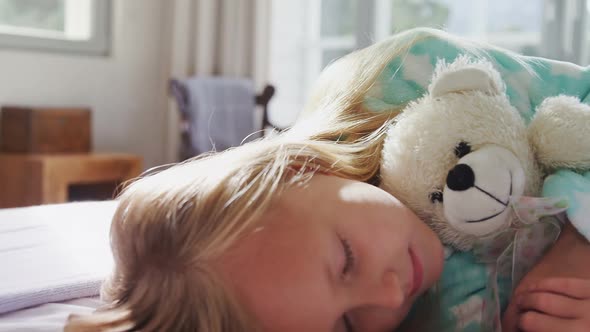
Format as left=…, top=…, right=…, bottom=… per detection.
left=429, top=57, right=504, bottom=98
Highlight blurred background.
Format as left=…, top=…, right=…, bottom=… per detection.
left=0, top=0, right=587, bottom=207
left=271, top=0, right=588, bottom=127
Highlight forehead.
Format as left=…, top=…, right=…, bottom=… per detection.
left=280, top=175, right=397, bottom=215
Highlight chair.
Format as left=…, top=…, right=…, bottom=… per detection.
left=169, top=78, right=279, bottom=161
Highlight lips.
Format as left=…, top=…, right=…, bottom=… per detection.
left=408, top=247, right=423, bottom=298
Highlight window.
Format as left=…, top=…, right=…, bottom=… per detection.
left=378, top=0, right=588, bottom=63
left=0, top=0, right=111, bottom=55
left=270, top=0, right=588, bottom=126
left=317, top=0, right=357, bottom=68
left=269, top=0, right=361, bottom=127
left=303, top=0, right=357, bottom=100
left=380, top=0, right=544, bottom=56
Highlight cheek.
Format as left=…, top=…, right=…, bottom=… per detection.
left=226, top=240, right=338, bottom=331
left=351, top=302, right=412, bottom=331
left=361, top=218, right=410, bottom=254
left=411, top=216, right=445, bottom=286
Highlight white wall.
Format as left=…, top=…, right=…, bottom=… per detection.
left=0, top=1, right=169, bottom=169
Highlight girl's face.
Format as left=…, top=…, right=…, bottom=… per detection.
left=218, top=175, right=444, bottom=332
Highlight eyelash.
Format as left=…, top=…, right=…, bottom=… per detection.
left=343, top=314, right=354, bottom=332
left=339, top=237, right=355, bottom=332
left=340, top=237, right=355, bottom=277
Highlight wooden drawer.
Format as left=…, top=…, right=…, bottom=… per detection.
left=0, top=153, right=142, bottom=208
left=1, top=106, right=91, bottom=153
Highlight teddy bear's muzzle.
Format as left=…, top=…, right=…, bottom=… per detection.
left=443, top=145, right=526, bottom=237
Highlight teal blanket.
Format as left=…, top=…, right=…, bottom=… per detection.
left=364, top=28, right=590, bottom=122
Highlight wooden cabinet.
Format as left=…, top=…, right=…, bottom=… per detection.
left=1, top=107, right=92, bottom=153
left=0, top=153, right=142, bottom=208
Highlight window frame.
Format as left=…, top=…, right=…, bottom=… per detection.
left=0, top=0, right=111, bottom=56
left=303, top=0, right=359, bottom=94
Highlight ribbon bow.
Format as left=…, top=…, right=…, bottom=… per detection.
left=473, top=196, right=568, bottom=332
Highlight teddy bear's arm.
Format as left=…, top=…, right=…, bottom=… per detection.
left=528, top=95, right=590, bottom=171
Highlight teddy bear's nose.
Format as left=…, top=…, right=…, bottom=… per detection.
left=446, top=164, right=475, bottom=191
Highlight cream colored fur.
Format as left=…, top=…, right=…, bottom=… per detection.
left=529, top=95, right=590, bottom=170
left=380, top=56, right=590, bottom=251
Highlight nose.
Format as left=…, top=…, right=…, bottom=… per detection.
left=363, top=272, right=405, bottom=310
left=446, top=164, right=475, bottom=191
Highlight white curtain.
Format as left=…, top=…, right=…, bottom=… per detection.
left=541, top=0, right=589, bottom=64
left=163, top=0, right=272, bottom=162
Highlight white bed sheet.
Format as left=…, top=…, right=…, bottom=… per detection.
left=0, top=201, right=117, bottom=330
left=0, top=297, right=103, bottom=332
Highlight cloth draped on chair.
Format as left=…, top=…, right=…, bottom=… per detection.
left=165, top=0, right=272, bottom=162
left=170, top=77, right=261, bottom=157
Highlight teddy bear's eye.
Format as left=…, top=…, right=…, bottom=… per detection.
left=454, top=141, right=472, bottom=158
left=429, top=190, right=443, bottom=203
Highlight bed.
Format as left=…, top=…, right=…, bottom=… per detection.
left=0, top=201, right=117, bottom=331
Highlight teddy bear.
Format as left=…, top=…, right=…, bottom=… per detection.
left=379, top=55, right=590, bottom=331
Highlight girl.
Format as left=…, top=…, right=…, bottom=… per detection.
left=65, top=28, right=590, bottom=331
left=65, top=134, right=447, bottom=331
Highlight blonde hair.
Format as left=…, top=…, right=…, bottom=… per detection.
left=64, top=28, right=487, bottom=331
left=64, top=132, right=396, bottom=331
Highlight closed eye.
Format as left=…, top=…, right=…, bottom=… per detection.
left=340, top=237, right=355, bottom=277
left=338, top=237, right=356, bottom=331
left=343, top=314, right=355, bottom=332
